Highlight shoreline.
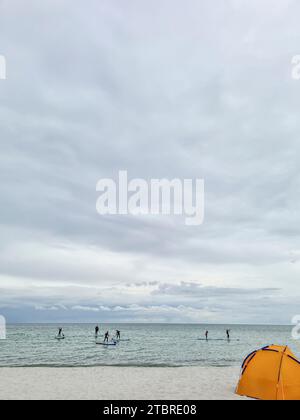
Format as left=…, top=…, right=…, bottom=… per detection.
left=0, top=366, right=247, bottom=400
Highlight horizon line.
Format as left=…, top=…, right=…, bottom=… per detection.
left=5, top=322, right=292, bottom=327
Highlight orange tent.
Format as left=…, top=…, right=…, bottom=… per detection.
left=236, top=345, right=300, bottom=400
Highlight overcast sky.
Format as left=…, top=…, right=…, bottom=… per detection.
left=0, top=0, right=300, bottom=324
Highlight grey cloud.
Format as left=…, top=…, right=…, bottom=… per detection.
left=0, top=280, right=284, bottom=324
left=0, top=0, right=300, bottom=323
left=152, top=282, right=279, bottom=298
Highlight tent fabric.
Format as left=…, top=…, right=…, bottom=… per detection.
left=236, top=345, right=300, bottom=400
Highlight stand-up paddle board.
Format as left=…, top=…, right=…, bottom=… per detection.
left=55, top=336, right=65, bottom=340
left=96, top=341, right=117, bottom=346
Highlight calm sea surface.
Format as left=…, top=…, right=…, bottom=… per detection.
left=0, top=324, right=298, bottom=367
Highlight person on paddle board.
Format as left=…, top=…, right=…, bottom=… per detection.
left=95, top=325, right=99, bottom=337
left=58, top=327, right=64, bottom=338
left=205, top=330, right=208, bottom=341
left=226, top=329, right=230, bottom=340
left=104, top=331, right=109, bottom=343
left=116, top=330, right=120, bottom=340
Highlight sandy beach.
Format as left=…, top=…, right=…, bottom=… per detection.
left=0, top=366, right=248, bottom=400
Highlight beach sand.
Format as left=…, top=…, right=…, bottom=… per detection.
left=0, top=366, right=248, bottom=400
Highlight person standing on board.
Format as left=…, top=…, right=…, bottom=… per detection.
left=95, top=325, right=99, bottom=337
left=58, top=327, right=63, bottom=337
left=226, top=329, right=230, bottom=340
left=205, top=330, right=208, bottom=341
left=116, top=330, right=121, bottom=340
left=104, top=331, right=109, bottom=343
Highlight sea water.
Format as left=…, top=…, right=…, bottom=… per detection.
left=0, top=323, right=298, bottom=368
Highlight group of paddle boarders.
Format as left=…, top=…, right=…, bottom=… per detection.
left=205, top=329, right=231, bottom=341
left=95, top=326, right=121, bottom=342
left=56, top=326, right=121, bottom=343
left=57, top=326, right=232, bottom=343
left=103, top=330, right=121, bottom=343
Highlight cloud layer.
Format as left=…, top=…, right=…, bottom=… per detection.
left=0, top=0, right=300, bottom=323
